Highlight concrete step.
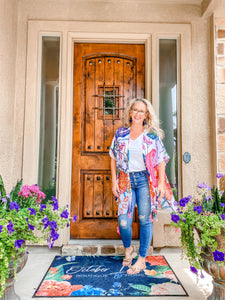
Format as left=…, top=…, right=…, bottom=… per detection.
left=62, top=240, right=153, bottom=256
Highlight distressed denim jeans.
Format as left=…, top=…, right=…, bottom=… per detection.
left=118, top=170, right=153, bottom=257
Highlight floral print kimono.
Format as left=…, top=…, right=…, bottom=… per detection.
left=109, top=127, right=177, bottom=221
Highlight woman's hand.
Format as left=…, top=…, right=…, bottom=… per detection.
left=157, top=182, right=165, bottom=200
left=112, top=182, right=120, bottom=198
left=157, top=161, right=165, bottom=200
left=111, top=158, right=119, bottom=199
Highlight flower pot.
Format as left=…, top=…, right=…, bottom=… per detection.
left=197, top=228, right=225, bottom=300
left=1, top=252, right=28, bottom=300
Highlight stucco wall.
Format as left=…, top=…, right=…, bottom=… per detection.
left=2, top=0, right=214, bottom=192
left=0, top=0, right=18, bottom=190
left=191, top=19, right=214, bottom=187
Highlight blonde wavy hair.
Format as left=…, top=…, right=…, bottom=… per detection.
left=124, top=98, right=164, bottom=139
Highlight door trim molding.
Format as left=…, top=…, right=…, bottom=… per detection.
left=24, top=20, right=191, bottom=245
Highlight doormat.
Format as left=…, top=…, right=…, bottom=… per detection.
left=33, top=255, right=188, bottom=297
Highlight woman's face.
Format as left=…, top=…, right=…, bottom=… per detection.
left=130, top=101, right=147, bottom=126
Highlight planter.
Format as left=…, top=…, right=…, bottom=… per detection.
left=196, top=228, right=225, bottom=300
left=1, top=252, right=28, bottom=300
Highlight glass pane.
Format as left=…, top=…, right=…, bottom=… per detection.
left=104, top=90, right=114, bottom=115
left=159, top=39, right=178, bottom=202
left=38, top=36, right=60, bottom=201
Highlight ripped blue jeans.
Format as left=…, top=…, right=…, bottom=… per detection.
left=118, top=170, right=153, bottom=257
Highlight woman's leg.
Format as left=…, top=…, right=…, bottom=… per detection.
left=118, top=212, right=134, bottom=249
left=136, top=179, right=152, bottom=257
left=127, top=172, right=152, bottom=274
left=118, top=186, right=136, bottom=248
left=118, top=173, right=136, bottom=265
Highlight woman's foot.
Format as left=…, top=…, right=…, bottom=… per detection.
left=122, top=246, right=136, bottom=267
left=127, top=256, right=146, bottom=274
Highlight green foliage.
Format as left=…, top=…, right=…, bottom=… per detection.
left=0, top=175, right=6, bottom=200
left=10, top=179, right=23, bottom=202
left=41, top=179, right=56, bottom=204
left=171, top=176, right=225, bottom=276
left=0, top=176, right=73, bottom=298
left=211, top=186, right=221, bottom=212
left=171, top=186, right=178, bottom=203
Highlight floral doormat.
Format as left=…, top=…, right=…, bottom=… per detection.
left=33, top=255, right=188, bottom=297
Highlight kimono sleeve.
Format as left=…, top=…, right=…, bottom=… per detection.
left=109, top=134, right=118, bottom=160
left=156, top=136, right=170, bottom=165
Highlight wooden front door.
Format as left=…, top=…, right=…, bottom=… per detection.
left=71, top=43, right=145, bottom=239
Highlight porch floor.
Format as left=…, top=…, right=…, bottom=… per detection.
left=15, top=245, right=213, bottom=300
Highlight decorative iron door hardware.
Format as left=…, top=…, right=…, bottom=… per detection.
left=92, top=80, right=125, bottom=125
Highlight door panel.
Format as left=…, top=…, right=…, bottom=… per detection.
left=71, top=43, right=145, bottom=238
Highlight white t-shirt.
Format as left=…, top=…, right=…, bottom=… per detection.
left=128, top=133, right=146, bottom=172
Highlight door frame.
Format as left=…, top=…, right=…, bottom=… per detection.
left=24, top=20, right=191, bottom=246
left=69, top=34, right=150, bottom=240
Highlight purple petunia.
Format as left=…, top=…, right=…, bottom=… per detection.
left=1, top=197, right=7, bottom=203
left=40, top=204, right=46, bottom=212
left=15, top=239, right=25, bottom=249
left=28, top=208, right=36, bottom=215
left=185, top=197, right=190, bottom=203
left=7, top=221, right=15, bottom=235
left=193, top=206, right=203, bottom=214
left=26, top=218, right=35, bottom=230
left=47, top=236, right=54, bottom=249
left=198, top=182, right=211, bottom=190
left=190, top=266, right=198, bottom=274
left=179, top=198, right=187, bottom=207
left=49, top=220, right=57, bottom=231
left=42, top=216, right=50, bottom=229
left=221, top=214, right=225, bottom=220
left=0, top=225, right=3, bottom=233
left=50, top=229, right=59, bottom=242
left=213, top=250, right=225, bottom=262
left=171, top=214, right=180, bottom=224
left=72, top=214, right=77, bottom=223
left=198, top=182, right=206, bottom=189
left=216, top=173, right=223, bottom=179
left=10, top=201, right=20, bottom=212
left=61, top=209, right=69, bottom=219
left=220, top=203, right=225, bottom=207
left=51, top=197, right=59, bottom=211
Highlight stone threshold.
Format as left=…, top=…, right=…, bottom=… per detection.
left=62, top=239, right=153, bottom=256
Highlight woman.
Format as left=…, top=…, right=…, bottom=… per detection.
left=109, top=98, right=176, bottom=275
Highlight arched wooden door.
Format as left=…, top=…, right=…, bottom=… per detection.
left=71, top=43, right=145, bottom=238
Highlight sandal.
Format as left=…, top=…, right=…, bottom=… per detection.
left=122, top=246, right=137, bottom=267
left=127, top=261, right=146, bottom=275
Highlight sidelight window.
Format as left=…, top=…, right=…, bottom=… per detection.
left=159, top=39, right=179, bottom=201
left=38, top=36, right=61, bottom=201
